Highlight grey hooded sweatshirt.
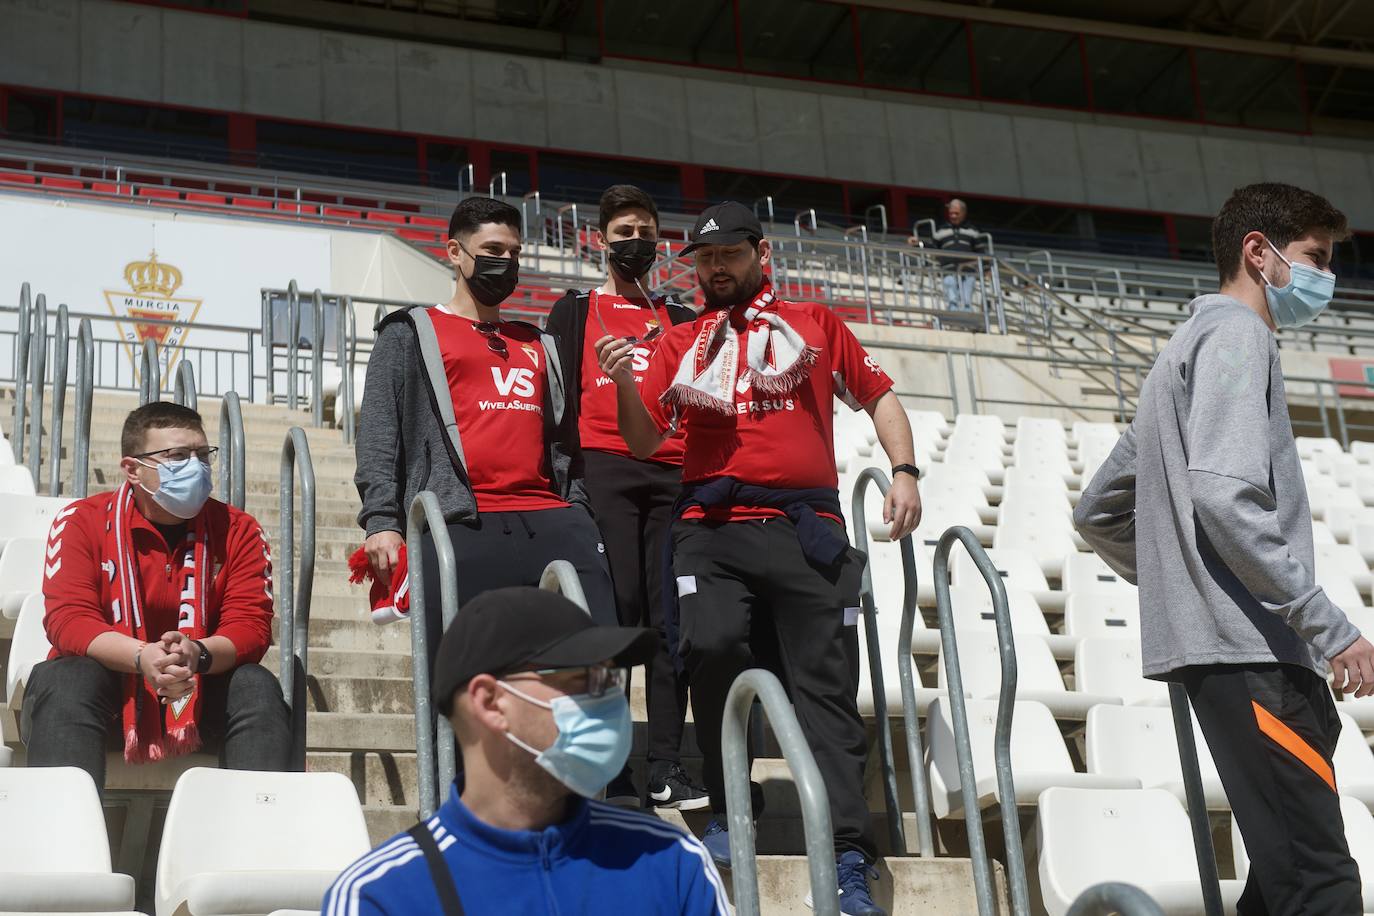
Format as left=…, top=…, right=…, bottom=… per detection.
left=1073, top=294, right=1359, bottom=678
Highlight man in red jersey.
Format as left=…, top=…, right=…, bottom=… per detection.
left=356, top=196, right=616, bottom=676
left=597, top=201, right=921, bottom=916
left=546, top=185, right=707, bottom=810
left=23, top=402, right=289, bottom=792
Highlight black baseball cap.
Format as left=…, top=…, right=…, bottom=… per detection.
left=433, top=587, right=656, bottom=715
left=680, top=201, right=764, bottom=255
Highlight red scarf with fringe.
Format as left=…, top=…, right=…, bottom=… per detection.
left=347, top=544, right=410, bottom=624
left=661, top=279, right=818, bottom=416
left=111, top=482, right=209, bottom=763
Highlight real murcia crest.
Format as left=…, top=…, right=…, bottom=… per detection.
left=103, top=251, right=203, bottom=392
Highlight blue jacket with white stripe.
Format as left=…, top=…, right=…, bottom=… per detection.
left=321, top=783, right=730, bottom=916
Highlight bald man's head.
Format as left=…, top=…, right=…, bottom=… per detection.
left=947, top=199, right=968, bottom=225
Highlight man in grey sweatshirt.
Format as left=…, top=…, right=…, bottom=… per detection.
left=1075, top=182, right=1374, bottom=915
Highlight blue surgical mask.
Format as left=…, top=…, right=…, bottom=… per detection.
left=500, top=681, right=632, bottom=798
left=1263, top=238, right=1335, bottom=329
left=137, top=457, right=213, bottom=520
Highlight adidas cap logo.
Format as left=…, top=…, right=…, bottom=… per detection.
left=700, top=218, right=720, bottom=233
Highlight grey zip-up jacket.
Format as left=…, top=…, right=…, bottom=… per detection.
left=354, top=306, right=589, bottom=538
left=1073, top=294, right=1360, bottom=678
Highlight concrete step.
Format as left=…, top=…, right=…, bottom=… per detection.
left=262, top=646, right=413, bottom=679
left=307, top=711, right=414, bottom=752
left=274, top=616, right=413, bottom=653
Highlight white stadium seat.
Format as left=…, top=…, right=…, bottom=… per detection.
left=1063, top=593, right=1140, bottom=639
left=1333, top=711, right=1374, bottom=807
left=951, top=547, right=1049, bottom=593
left=6, top=591, right=50, bottom=708
left=1060, top=552, right=1135, bottom=594
left=0, top=767, right=139, bottom=914
left=1296, top=437, right=1344, bottom=459
left=937, top=630, right=1118, bottom=719
left=0, top=465, right=36, bottom=496
left=1325, top=504, right=1374, bottom=543
left=1002, top=464, right=1070, bottom=492
left=1232, top=796, right=1374, bottom=912
left=0, top=714, right=12, bottom=767
left=0, top=494, right=76, bottom=552
left=942, top=586, right=1050, bottom=637
left=1316, top=543, right=1372, bottom=591
left=1075, top=637, right=1167, bottom=706
left=0, top=438, right=14, bottom=466
left=156, top=768, right=372, bottom=916
left=953, top=414, right=1006, bottom=439
left=0, top=536, right=45, bottom=618
left=855, top=603, right=945, bottom=718
left=1037, top=787, right=1244, bottom=916
left=1352, top=441, right=1374, bottom=465
left=993, top=523, right=1080, bottom=579
left=1085, top=704, right=1228, bottom=808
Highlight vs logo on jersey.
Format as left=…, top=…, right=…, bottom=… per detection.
left=491, top=367, right=536, bottom=398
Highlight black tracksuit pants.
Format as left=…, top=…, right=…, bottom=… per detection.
left=672, top=515, right=875, bottom=860
left=1180, top=663, right=1361, bottom=916
left=584, top=450, right=691, bottom=769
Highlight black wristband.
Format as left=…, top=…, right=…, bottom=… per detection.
left=194, top=640, right=212, bottom=675
left=891, top=463, right=920, bottom=480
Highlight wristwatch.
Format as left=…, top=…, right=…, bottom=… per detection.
left=891, top=464, right=921, bottom=480
left=193, top=640, right=212, bottom=675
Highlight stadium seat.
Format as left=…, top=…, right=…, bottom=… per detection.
left=1012, top=440, right=1074, bottom=478
left=1075, top=637, right=1166, bottom=705
left=1333, top=711, right=1374, bottom=807
left=943, top=585, right=1050, bottom=637
left=953, top=414, right=1006, bottom=439
left=1316, top=543, right=1372, bottom=592
left=1015, top=416, right=1066, bottom=442
left=1312, top=520, right=1338, bottom=545
left=0, top=714, right=12, bottom=767
left=950, top=547, right=1049, bottom=593
left=155, top=768, right=372, bottom=916
left=1317, top=568, right=1365, bottom=611
left=937, top=630, right=1118, bottom=719
left=855, top=604, right=944, bottom=718
left=1002, top=465, right=1069, bottom=492
left=1060, top=552, right=1135, bottom=593
left=0, top=494, right=76, bottom=552
left=0, top=465, right=36, bottom=496
left=1352, top=441, right=1374, bottom=465
left=1084, top=704, right=1227, bottom=808
left=1063, top=593, right=1140, bottom=638
left=910, top=501, right=984, bottom=551
left=0, top=536, right=44, bottom=618
left=1037, top=787, right=1245, bottom=916
left=1231, top=795, right=1374, bottom=912
left=0, top=766, right=139, bottom=914
left=6, top=592, right=50, bottom=708
left=866, top=540, right=939, bottom=650
left=0, top=437, right=14, bottom=465
left=1296, top=437, right=1344, bottom=459
left=1325, top=504, right=1374, bottom=543
left=992, top=522, right=1080, bottom=579
left=925, top=697, right=1135, bottom=819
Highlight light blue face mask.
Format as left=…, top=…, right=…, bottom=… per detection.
left=501, top=681, right=632, bottom=798
left=1263, top=238, right=1336, bottom=329
left=138, top=457, right=213, bottom=520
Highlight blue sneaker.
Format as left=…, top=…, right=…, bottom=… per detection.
left=701, top=819, right=732, bottom=869
left=806, top=851, right=886, bottom=915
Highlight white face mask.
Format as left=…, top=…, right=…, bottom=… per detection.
left=499, top=680, right=632, bottom=798
left=1262, top=237, right=1336, bottom=329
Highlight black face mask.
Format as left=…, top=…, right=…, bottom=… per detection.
left=460, top=244, right=519, bottom=307
left=607, top=237, right=658, bottom=281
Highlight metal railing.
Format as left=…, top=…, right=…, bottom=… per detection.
left=138, top=338, right=159, bottom=405
left=173, top=360, right=197, bottom=412
left=407, top=490, right=460, bottom=819
left=538, top=559, right=589, bottom=612
left=13, top=282, right=30, bottom=460
left=722, top=668, right=839, bottom=916
left=1067, top=883, right=1165, bottom=916
left=46, top=304, right=68, bottom=496
left=1170, top=682, right=1224, bottom=916
left=25, top=293, right=47, bottom=482
left=849, top=468, right=927, bottom=856
left=71, top=318, right=93, bottom=497
left=336, top=295, right=357, bottom=443
left=278, top=427, right=315, bottom=771
left=932, top=526, right=1030, bottom=916
left=218, top=391, right=246, bottom=509
left=311, top=289, right=325, bottom=427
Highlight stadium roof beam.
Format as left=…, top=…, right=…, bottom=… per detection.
left=1262, top=0, right=1309, bottom=41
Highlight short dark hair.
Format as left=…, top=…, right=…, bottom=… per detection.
left=448, top=196, right=522, bottom=242
left=1212, top=182, right=1349, bottom=283
left=598, top=184, right=659, bottom=233
left=121, top=402, right=205, bottom=457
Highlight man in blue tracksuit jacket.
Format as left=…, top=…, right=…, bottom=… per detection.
left=320, top=587, right=729, bottom=915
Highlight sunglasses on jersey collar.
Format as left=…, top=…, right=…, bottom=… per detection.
left=474, top=321, right=508, bottom=356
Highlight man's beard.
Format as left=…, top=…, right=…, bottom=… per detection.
left=700, top=270, right=762, bottom=310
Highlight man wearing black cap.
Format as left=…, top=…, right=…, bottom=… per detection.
left=321, top=587, right=729, bottom=915
left=596, top=201, right=921, bottom=916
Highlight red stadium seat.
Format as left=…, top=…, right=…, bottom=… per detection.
left=323, top=207, right=362, bottom=220
left=90, top=182, right=126, bottom=195
left=39, top=176, right=83, bottom=190
left=185, top=192, right=227, bottom=206
left=232, top=197, right=273, bottom=210
left=365, top=210, right=406, bottom=225
left=398, top=227, right=439, bottom=243
left=0, top=172, right=36, bottom=185
left=409, top=215, right=447, bottom=229
left=423, top=245, right=449, bottom=260
left=277, top=201, right=319, bottom=215
left=137, top=187, right=180, bottom=200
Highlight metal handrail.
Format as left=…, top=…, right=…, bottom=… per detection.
left=538, top=559, right=589, bottom=613
left=848, top=469, right=917, bottom=855
left=1169, top=682, right=1224, bottom=916
left=794, top=208, right=818, bottom=237
left=337, top=295, right=357, bottom=443
left=218, top=391, right=246, bottom=509
left=753, top=196, right=775, bottom=227
left=13, top=282, right=29, bottom=459
left=286, top=280, right=300, bottom=411
left=723, top=668, right=839, bottom=916
left=489, top=172, right=508, bottom=197
left=138, top=338, right=158, bottom=405
left=932, top=526, right=1030, bottom=916
left=173, top=360, right=197, bottom=412
left=1067, top=883, right=1165, bottom=916
left=407, top=490, right=460, bottom=819
left=47, top=305, right=69, bottom=496
left=311, top=289, right=325, bottom=427
left=278, top=427, right=315, bottom=771
left=71, top=318, right=93, bottom=498
left=26, top=294, right=47, bottom=483
left=865, top=204, right=888, bottom=236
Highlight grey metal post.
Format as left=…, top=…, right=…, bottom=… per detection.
left=218, top=391, right=246, bottom=509
left=262, top=289, right=275, bottom=405
left=1066, top=883, right=1164, bottom=916
left=1109, top=331, right=1127, bottom=424
left=538, top=560, right=589, bottom=613
left=851, top=468, right=935, bottom=857
left=14, top=282, right=30, bottom=459
left=848, top=468, right=911, bottom=854
left=173, top=360, right=197, bottom=412
left=722, top=669, right=839, bottom=916
left=932, top=526, right=1030, bottom=916
left=1335, top=384, right=1351, bottom=448
left=72, top=319, right=93, bottom=498
left=138, top=338, right=159, bottom=405
left=1169, top=682, right=1224, bottom=916
left=278, top=427, right=315, bottom=771
left=310, top=289, right=325, bottom=427
left=337, top=295, right=356, bottom=444
left=1315, top=383, right=1332, bottom=439
left=964, top=352, right=979, bottom=414
left=287, top=280, right=300, bottom=411
left=26, top=294, right=47, bottom=484
left=407, top=491, right=461, bottom=819
left=945, top=351, right=962, bottom=416
left=47, top=305, right=69, bottom=496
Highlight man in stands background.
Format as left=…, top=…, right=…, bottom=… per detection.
left=22, top=402, right=290, bottom=791
left=545, top=184, right=707, bottom=811
left=1076, top=182, right=1374, bottom=913
left=321, top=586, right=729, bottom=915
left=354, top=196, right=617, bottom=658
left=917, top=198, right=987, bottom=312
left=597, top=201, right=922, bottom=916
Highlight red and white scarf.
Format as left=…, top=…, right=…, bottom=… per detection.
left=347, top=544, right=410, bottom=625
left=661, top=279, right=818, bottom=416
left=111, top=482, right=210, bottom=762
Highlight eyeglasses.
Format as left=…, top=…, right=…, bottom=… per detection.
left=134, top=445, right=217, bottom=465
left=474, top=321, right=508, bottom=356
left=510, top=665, right=628, bottom=698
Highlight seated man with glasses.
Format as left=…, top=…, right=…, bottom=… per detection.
left=323, top=587, right=729, bottom=915
left=22, top=401, right=290, bottom=792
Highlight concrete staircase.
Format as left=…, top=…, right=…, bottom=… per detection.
left=2, top=387, right=1006, bottom=914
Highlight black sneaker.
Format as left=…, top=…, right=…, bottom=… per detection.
left=646, top=764, right=710, bottom=811
left=604, top=768, right=640, bottom=808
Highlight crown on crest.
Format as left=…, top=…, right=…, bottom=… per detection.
left=124, top=251, right=182, bottom=297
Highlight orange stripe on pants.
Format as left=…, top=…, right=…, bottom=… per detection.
left=1252, top=700, right=1337, bottom=792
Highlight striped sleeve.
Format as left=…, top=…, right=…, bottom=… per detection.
left=321, top=817, right=453, bottom=916
left=586, top=804, right=731, bottom=915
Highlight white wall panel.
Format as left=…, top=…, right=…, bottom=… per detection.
left=242, top=21, right=323, bottom=122
left=755, top=87, right=826, bottom=177
left=470, top=51, right=547, bottom=147
left=685, top=81, right=760, bottom=170
left=395, top=42, right=473, bottom=140
left=544, top=60, right=619, bottom=154
left=163, top=10, right=242, bottom=111
left=885, top=103, right=958, bottom=193
left=0, top=0, right=80, bottom=91
left=321, top=34, right=397, bottom=131
left=1138, top=132, right=1208, bottom=215
left=949, top=110, right=1020, bottom=198
left=820, top=95, right=892, bottom=184
left=80, top=1, right=160, bottom=101
left=1076, top=124, right=1148, bottom=210
left=1199, top=137, right=1265, bottom=213
left=614, top=71, right=690, bottom=164
left=1013, top=117, right=1085, bottom=205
